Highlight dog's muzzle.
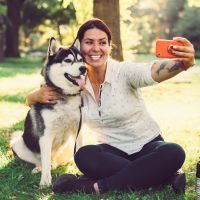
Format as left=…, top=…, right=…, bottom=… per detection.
left=64, top=67, right=86, bottom=90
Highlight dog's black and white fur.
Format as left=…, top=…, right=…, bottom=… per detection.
left=11, top=37, right=86, bottom=187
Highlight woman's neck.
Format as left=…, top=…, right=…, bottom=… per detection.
left=87, top=64, right=107, bottom=85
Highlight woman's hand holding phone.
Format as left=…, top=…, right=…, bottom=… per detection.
left=156, top=37, right=195, bottom=69
left=156, top=39, right=183, bottom=58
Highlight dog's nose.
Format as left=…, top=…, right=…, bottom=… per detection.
left=79, top=66, right=87, bottom=74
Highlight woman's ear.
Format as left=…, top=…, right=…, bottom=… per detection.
left=48, top=37, right=60, bottom=56
left=73, top=38, right=80, bottom=51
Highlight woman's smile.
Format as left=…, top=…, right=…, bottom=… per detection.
left=90, top=55, right=102, bottom=61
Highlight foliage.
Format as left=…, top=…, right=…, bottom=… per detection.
left=0, top=1, right=6, bottom=15
left=174, top=6, right=200, bottom=57
left=22, top=0, right=76, bottom=28
left=22, top=1, right=47, bottom=29
left=158, top=0, right=186, bottom=39
left=72, top=0, right=93, bottom=25
left=124, top=0, right=186, bottom=54
left=1, top=0, right=200, bottom=59
left=3, top=0, right=199, bottom=57
left=19, top=0, right=93, bottom=53
left=21, top=0, right=76, bottom=46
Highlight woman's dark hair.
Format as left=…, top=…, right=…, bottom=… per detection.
left=76, top=18, right=112, bottom=45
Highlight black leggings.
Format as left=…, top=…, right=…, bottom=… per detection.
left=74, top=135, right=185, bottom=192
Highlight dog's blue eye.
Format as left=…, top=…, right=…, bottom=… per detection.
left=64, top=59, right=72, bottom=63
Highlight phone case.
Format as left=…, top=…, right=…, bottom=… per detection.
left=156, top=39, right=183, bottom=58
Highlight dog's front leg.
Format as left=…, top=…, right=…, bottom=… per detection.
left=39, top=134, right=52, bottom=187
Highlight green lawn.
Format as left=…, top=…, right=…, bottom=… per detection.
left=0, top=55, right=199, bottom=200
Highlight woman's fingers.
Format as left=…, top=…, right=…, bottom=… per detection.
left=44, top=92, right=60, bottom=104
left=39, top=85, right=60, bottom=104
left=172, top=45, right=194, bottom=54
left=172, top=37, right=194, bottom=54
left=44, top=99, right=57, bottom=104
left=173, top=37, right=193, bottom=47
left=170, top=37, right=195, bottom=68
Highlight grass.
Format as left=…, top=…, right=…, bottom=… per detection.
left=0, top=55, right=200, bottom=200
left=0, top=56, right=43, bottom=78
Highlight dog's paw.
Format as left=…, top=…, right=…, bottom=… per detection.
left=32, top=166, right=42, bottom=174
left=39, top=173, right=52, bottom=187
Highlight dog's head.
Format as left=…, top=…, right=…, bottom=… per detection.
left=42, top=37, right=86, bottom=95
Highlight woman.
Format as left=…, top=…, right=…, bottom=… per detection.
left=27, top=18, right=195, bottom=195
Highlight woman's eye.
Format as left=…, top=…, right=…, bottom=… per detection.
left=100, top=41, right=107, bottom=45
left=86, top=41, right=92, bottom=45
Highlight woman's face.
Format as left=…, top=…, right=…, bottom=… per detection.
left=80, top=28, right=111, bottom=69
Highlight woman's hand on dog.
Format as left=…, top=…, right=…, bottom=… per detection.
left=38, top=84, right=60, bottom=104
left=26, top=84, right=60, bottom=106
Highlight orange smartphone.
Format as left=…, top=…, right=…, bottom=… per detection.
left=155, top=39, right=184, bottom=58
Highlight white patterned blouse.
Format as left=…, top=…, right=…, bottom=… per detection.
left=81, top=58, right=162, bottom=155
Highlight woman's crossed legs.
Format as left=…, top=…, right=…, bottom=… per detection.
left=74, top=136, right=185, bottom=192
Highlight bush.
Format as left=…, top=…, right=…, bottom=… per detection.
left=174, top=6, right=200, bottom=57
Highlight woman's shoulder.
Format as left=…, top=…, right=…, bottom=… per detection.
left=109, top=58, right=145, bottom=67
left=108, top=58, right=133, bottom=69
left=108, top=58, right=142, bottom=73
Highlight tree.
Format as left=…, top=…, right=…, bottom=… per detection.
left=5, top=0, right=25, bottom=57
left=0, top=2, right=6, bottom=61
left=21, top=1, right=76, bottom=46
left=174, top=6, right=200, bottom=57
left=48, top=2, right=76, bottom=45
left=128, top=0, right=186, bottom=53
left=159, top=0, right=186, bottom=39
left=93, top=0, right=123, bottom=61
left=0, top=14, right=6, bottom=61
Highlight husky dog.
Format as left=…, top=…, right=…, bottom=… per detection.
left=11, top=37, right=86, bottom=187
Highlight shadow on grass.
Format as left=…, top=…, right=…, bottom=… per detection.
left=0, top=94, right=26, bottom=104
left=0, top=157, right=186, bottom=200
left=0, top=158, right=97, bottom=200
left=0, top=149, right=186, bottom=200
left=0, top=159, right=44, bottom=200
left=0, top=66, right=41, bottom=78
left=0, top=120, right=25, bottom=156
left=0, top=57, right=43, bottom=78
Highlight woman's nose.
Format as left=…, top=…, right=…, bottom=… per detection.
left=92, top=43, right=100, bottom=51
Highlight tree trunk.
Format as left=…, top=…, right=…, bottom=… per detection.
left=93, top=0, right=123, bottom=61
left=0, top=14, right=6, bottom=62
left=5, top=0, right=25, bottom=57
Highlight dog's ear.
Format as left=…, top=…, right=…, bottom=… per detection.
left=48, top=37, right=60, bottom=56
left=73, top=38, right=80, bottom=51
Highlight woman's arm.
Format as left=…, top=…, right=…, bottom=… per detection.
left=151, top=37, right=195, bottom=83
left=26, top=85, right=59, bottom=107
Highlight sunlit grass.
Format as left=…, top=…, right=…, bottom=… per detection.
left=0, top=102, right=28, bottom=129
left=0, top=57, right=43, bottom=78
left=0, top=74, right=42, bottom=95
left=142, top=70, right=200, bottom=131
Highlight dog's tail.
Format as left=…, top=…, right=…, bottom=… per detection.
left=10, top=131, right=23, bottom=147
left=10, top=131, right=41, bottom=167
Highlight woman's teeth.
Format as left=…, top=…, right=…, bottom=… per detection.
left=90, top=55, right=101, bottom=61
